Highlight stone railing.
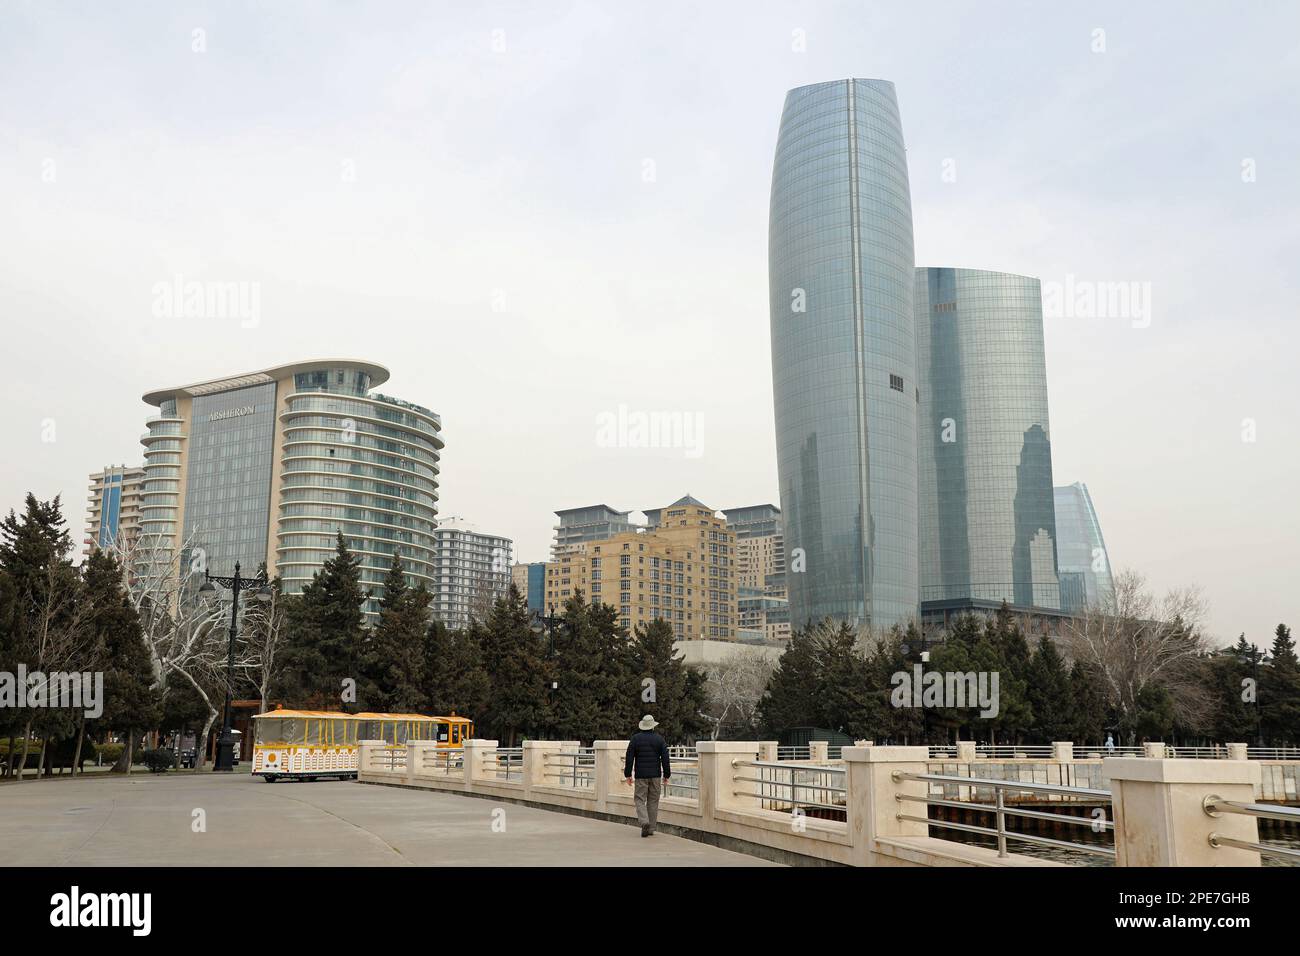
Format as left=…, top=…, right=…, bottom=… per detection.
left=357, top=738, right=1281, bottom=867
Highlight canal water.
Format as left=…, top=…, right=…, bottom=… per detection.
left=942, top=830, right=1300, bottom=867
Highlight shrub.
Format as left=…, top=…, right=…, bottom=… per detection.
left=141, top=749, right=174, bottom=774
left=95, top=742, right=124, bottom=764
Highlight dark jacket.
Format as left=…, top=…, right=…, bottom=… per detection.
left=624, top=730, right=671, bottom=780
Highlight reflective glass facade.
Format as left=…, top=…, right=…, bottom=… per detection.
left=769, top=79, right=918, bottom=632
left=916, top=268, right=1060, bottom=609
left=1053, top=482, right=1114, bottom=611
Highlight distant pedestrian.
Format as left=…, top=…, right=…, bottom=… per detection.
left=1105, top=733, right=1115, bottom=755
left=624, top=714, right=672, bottom=837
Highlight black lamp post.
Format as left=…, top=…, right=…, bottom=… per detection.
left=531, top=604, right=565, bottom=737
left=198, top=562, right=271, bottom=772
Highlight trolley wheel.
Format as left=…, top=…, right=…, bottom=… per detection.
left=262, top=775, right=278, bottom=783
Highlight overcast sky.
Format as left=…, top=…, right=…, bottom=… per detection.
left=2, top=1, right=1296, bottom=649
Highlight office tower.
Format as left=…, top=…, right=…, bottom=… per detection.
left=1054, top=482, right=1115, bottom=611
left=84, top=464, right=146, bottom=558
left=916, top=268, right=1061, bottom=611
left=511, top=561, right=547, bottom=615
left=769, top=78, right=919, bottom=633
left=431, top=518, right=513, bottom=629
left=544, top=496, right=737, bottom=640
left=139, top=359, right=441, bottom=619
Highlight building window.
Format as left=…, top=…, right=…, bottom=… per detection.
left=890, top=374, right=904, bottom=392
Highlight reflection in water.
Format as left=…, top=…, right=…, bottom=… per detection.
left=942, top=829, right=1299, bottom=867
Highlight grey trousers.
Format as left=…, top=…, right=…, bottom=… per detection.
left=634, top=777, right=663, bottom=829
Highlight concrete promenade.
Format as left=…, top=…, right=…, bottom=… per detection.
left=0, top=772, right=776, bottom=867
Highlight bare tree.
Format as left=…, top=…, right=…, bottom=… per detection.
left=242, top=582, right=288, bottom=714
left=1061, top=568, right=1210, bottom=742
left=698, top=653, right=776, bottom=740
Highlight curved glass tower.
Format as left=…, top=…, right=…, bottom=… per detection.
left=1053, top=482, right=1114, bottom=611
left=916, top=268, right=1060, bottom=609
left=140, top=360, right=442, bottom=620
left=769, top=79, right=918, bottom=633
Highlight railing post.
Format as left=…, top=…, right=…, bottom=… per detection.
left=1143, top=741, right=1167, bottom=758
left=523, top=740, right=564, bottom=797
left=956, top=740, right=976, bottom=763
left=358, top=740, right=385, bottom=776
left=757, top=741, right=779, bottom=762
left=1052, top=741, right=1073, bottom=762
left=593, top=740, right=629, bottom=813
left=1226, top=742, right=1248, bottom=761
left=697, top=741, right=761, bottom=824
left=843, top=746, right=930, bottom=866
left=462, top=738, right=498, bottom=789
left=808, top=741, right=829, bottom=762
left=406, top=741, right=434, bottom=785
left=1105, top=757, right=1262, bottom=866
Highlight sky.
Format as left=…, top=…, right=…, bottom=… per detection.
left=1, top=1, right=1296, bottom=649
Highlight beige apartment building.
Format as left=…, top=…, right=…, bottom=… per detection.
left=723, top=504, right=790, bottom=643
left=544, top=495, right=737, bottom=641
left=84, top=465, right=146, bottom=559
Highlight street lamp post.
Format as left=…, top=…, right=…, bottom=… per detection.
left=531, top=604, right=564, bottom=738
left=199, top=562, right=271, bottom=772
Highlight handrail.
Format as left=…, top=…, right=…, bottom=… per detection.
left=894, top=770, right=1111, bottom=800
left=1203, top=796, right=1300, bottom=863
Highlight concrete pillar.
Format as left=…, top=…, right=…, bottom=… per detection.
left=593, top=740, right=629, bottom=813
left=522, top=740, right=566, bottom=797
left=358, top=740, right=385, bottom=776
left=757, top=741, right=780, bottom=762
left=956, top=741, right=977, bottom=763
left=405, top=741, right=436, bottom=784
left=1226, top=743, right=1248, bottom=761
left=1105, top=757, right=1262, bottom=866
left=697, top=741, right=761, bottom=822
left=1052, top=741, right=1074, bottom=762
left=808, top=741, right=829, bottom=762
left=843, top=746, right=930, bottom=866
left=1143, top=742, right=1167, bottom=758
left=462, top=738, right=498, bottom=787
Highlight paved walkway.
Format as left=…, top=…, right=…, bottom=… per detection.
left=0, top=772, right=777, bottom=866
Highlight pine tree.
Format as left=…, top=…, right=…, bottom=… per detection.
left=1068, top=661, right=1109, bottom=744
left=479, top=584, right=547, bottom=745
left=358, top=554, right=430, bottom=712
left=629, top=618, right=708, bottom=744
left=757, top=618, right=824, bottom=734
left=1025, top=635, right=1073, bottom=743
left=1262, top=624, right=1300, bottom=745
left=276, top=532, right=368, bottom=708
left=551, top=591, right=635, bottom=742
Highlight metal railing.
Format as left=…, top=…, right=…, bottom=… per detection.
left=416, top=746, right=463, bottom=776
left=892, top=770, right=1116, bottom=860
left=733, top=759, right=847, bottom=815
left=776, top=746, right=811, bottom=761
left=927, top=744, right=1300, bottom=760
left=544, top=748, right=596, bottom=789
left=483, top=747, right=523, bottom=781
left=1204, top=797, right=1300, bottom=864
left=369, top=746, right=407, bottom=772
left=666, top=757, right=699, bottom=799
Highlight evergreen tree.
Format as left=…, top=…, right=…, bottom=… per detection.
left=1262, top=624, right=1300, bottom=745
left=479, top=584, right=547, bottom=745
left=629, top=618, right=708, bottom=744
left=986, top=605, right=1034, bottom=742
left=1068, top=661, right=1108, bottom=744
left=551, top=591, right=635, bottom=742
left=1026, top=635, right=1074, bottom=743
left=276, top=532, right=368, bottom=708
left=757, top=619, right=824, bottom=734
left=82, top=549, right=160, bottom=769
left=358, top=554, right=430, bottom=712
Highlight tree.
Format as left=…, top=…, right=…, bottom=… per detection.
left=423, top=620, right=490, bottom=720
left=1025, top=635, right=1073, bottom=743
left=81, top=549, right=160, bottom=774
left=1262, top=623, right=1300, bottom=745
left=478, top=584, right=547, bottom=746
left=243, top=569, right=289, bottom=714
left=628, top=619, right=708, bottom=744
left=1062, top=569, right=1209, bottom=744
left=699, top=653, right=775, bottom=740
left=1068, top=661, right=1109, bottom=744
left=277, top=533, right=368, bottom=708
left=550, top=591, right=636, bottom=742
left=358, top=554, right=430, bottom=712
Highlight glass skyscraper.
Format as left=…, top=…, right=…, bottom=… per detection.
left=140, top=360, right=442, bottom=619
left=768, top=78, right=918, bottom=633
left=1054, top=482, right=1115, bottom=611
left=916, top=268, right=1061, bottom=610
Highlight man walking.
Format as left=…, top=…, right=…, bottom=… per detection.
left=624, top=714, right=672, bottom=837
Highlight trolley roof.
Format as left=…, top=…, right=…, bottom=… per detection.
left=252, top=710, right=470, bottom=721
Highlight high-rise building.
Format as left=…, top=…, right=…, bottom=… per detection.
left=723, top=504, right=789, bottom=642
left=84, top=464, right=145, bottom=558
left=1054, top=482, right=1115, bottom=612
left=916, top=268, right=1061, bottom=612
left=544, top=496, right=737, bottom=640
left=138, top=359, right=442, bottom=619
left=511, top=561, right=547, bottom=615
left=769, top=78, right=919, bottom=633
left=551, top=504, right=634, bottom=558
left=431, top=518, right=513, bottom=629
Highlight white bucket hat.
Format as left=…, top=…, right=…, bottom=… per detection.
left=638, top=714, right=659, bottom=731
